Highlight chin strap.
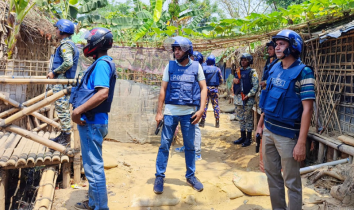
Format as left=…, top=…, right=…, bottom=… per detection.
left=280, top=48, right=291, bottom=59
left=176, top=54, right=189, bottom=63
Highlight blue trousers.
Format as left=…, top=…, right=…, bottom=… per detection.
left=78, top=124, right=109, bottom=210
left=194, top=124, right=201, bottom=155
left=155, top=114, right=196, bottom=178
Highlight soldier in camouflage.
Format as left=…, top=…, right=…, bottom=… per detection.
left=47, top=19, right=79, bottom=146
left=232, top=53, right=259, bottom=147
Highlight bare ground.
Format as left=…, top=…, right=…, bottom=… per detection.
left=51, top=100, right=319, bottom=210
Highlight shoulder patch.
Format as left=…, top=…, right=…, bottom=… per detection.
left=62, top=48, right=66, bottom=53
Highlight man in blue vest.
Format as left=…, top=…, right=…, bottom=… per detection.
left=154, top=36, right=207, bottom=194
left=258, top=29, right=315, bottom=210
left=175, top=50, right=204, bottom=161
left=199, top=55, right=223, bottom=128
left=70, top=28, right=116, bottom=210
left=47, top=19, right=79, bottom=146
left=233, top=53, right=259, bottom=147
left=260, top=41, right=278, bottom=89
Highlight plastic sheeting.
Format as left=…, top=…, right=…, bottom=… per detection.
left=106, top=80, right=161, bottom=143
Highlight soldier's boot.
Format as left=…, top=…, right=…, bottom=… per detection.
left=57, top=132, right=71, bottom=147
left=233, top=131, right=246, bottom=144
left=215, top=119, right=220, bottom=128
left=242, top=131, right=252, bottom=147
left=199, top=118, right=205, bottom=128
left=50, top=132, right=64, bottom=143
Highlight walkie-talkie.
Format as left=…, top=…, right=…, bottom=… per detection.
left=155, top=120, right=164, bottom=135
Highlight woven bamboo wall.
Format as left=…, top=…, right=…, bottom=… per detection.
left=304, top=30, right=354, bottom=134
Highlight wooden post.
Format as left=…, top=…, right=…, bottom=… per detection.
left=333, top=149, right=338, bottom=161
left=318, top=142, right=325, bottom=163
left=73, top=123, right=81, bottom=184
left=0, top=170, right=8, bottom=210
left=62, top=162, right=71, bottom=189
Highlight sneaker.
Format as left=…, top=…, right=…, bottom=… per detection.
left=75, top=200, right=92, bottom=210
left=175, top=146, right=185, bottom=153
left=153, top=177, right=164, bottom=194
left=186, top=176, right=203, bottom=192
left=195, top=154, right=202, bottom=161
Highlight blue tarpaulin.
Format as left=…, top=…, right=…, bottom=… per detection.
left=320, top=23, right=354, bottom=43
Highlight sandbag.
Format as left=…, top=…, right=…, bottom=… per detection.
left=338, top=135, right=354, bottom=147
left=103, top=154, right=118, bottom=169
left=221, top=105, right=235, bottom=113
left=131, top=192, right=180, bottom=207
left=232, top=171, right=270, bottom=196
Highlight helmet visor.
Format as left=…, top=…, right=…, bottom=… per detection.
left=163, top=37, right=191, bottom=53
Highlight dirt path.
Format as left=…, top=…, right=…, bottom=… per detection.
left=52, top=100, right=271, bottom=210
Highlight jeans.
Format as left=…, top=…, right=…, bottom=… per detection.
left=155, top=114, right=196, bottom=178
left=194, top=123, right=201, bottom=155
left=78, top=124, right=109, bottom=210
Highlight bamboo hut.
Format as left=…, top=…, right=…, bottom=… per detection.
left=0, top=2, right=82, bottom=209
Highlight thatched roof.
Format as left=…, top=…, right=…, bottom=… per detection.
left=0, top=1, right=56, bottom=44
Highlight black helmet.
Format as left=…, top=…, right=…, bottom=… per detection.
left=239, top=53, right=253, bottom=66
left=266, top=41, right=275, bottom=48
left=83, top=28, right=113, bottom=58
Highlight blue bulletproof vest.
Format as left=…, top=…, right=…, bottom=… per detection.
left=259, top=61, right=306, bottom=126
left=165, top=61, right=201, bottom=106
left=69, top=57, right=117, bottom=116
left=233, top=68, right=253, bottom=95
left=203, top=65, right=220, bottom=86
left=262, top=58, right=279, bottom=81
left=52, top=40, right=79, bottom=79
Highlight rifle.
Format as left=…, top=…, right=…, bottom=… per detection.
left=236, top=67, right=245, bottom=100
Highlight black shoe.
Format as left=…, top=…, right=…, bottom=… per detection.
left=57, top=132, right=71, bottom=147
left=50, top=132, right=64, bottom=143
left=242, top=131, right=252, bottom=147
left=233, top=131, right=246, bottom=144
left=215, top=119, right=219, bottom=128
left=199, top=119, right=205, bottom=128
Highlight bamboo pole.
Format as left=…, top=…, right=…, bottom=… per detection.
left=26, top=131, right=44, bottom=166
left=0, top=76, right=46, bottom=79
left=0, top=78, right=76, bottom=84
left=62, top=162, right=70, bottom=189
left=0, top=92, right=21, bottom=107
left=44, top=132, right=56, bottom=165
left=35, top=132, right=50, bottom=166
left=0, top=135, right=22, bottom=167
left=0, top=170, right=8, bottom=210
left=34, top=166, right=56, bottom=209
left=5, top=125, right=76, bottom=157
left=16, top=136, right=34, bottom=167
left=23, top=90, right=53, bottom=107
left=73, top=123, right=81, bottom=184
left=32, top=118, right=59, bottom=132
left=31, top=112, right=61, bottom=129
left=0, top=108, right=19, bottom=119
left=0, top=133, right=16, bottom=157
left=308, top=133, right=354, bottom=156
left=0, top=87, right=70, bottom=127
left=0, top=90, right=54, bottom=120
left=7, top=136, right=28, bottom=166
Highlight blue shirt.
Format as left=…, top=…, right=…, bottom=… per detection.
left=81, top=55, right=113, bottom=124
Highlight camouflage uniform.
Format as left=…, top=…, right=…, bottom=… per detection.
left=52, top=37, right=75, bottom=132
left=202, top=69, right=224, bottom=120
left=234, top=67, right=259, bottom=132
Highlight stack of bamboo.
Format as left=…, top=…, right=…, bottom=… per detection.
left=0, top=78, right=78, bottom=156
